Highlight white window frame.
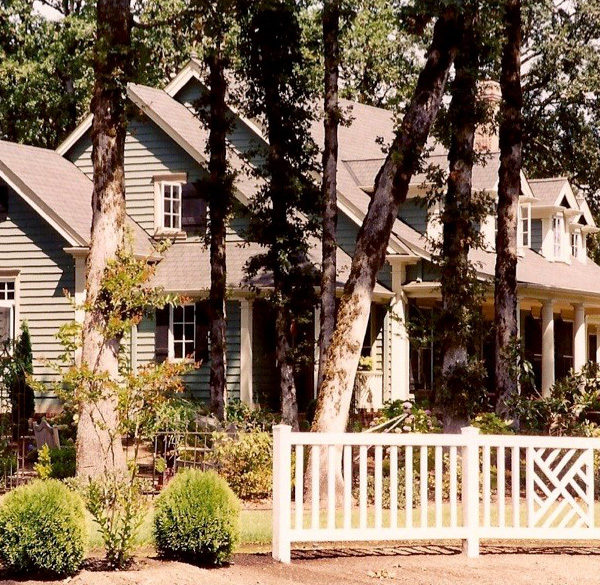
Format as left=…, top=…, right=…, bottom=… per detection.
left=520, top=203, right=531, bottom=249
left=0, top=278, right=17, bottom=348
left=571, top=229, right=582, bottom=259
left=161, top=182, right=182, bottom=231
left=168, top=304, right=196, bottom=361
left=153, top=174, right=187, bottom=235
left=553, top=214, right=564, bottom=260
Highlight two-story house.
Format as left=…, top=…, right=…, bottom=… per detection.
left=1, top=59, right=600, bottom=414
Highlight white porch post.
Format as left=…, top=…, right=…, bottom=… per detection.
left=389, top=295, right=410, bottom=401
left=573, top=303, right=587, bottom=372
left=541, top=300, right=555, bottom=397
left=388, top=260, right=410, bottom=402
left=240, top=298, right=253, bottom=405
left=596, top=326, right=600, bottom=365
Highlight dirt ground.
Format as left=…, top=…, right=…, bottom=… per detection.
left=3, top=544, right=600, bottom=585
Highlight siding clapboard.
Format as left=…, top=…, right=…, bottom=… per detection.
left=0, top=188, right=75, bottom=409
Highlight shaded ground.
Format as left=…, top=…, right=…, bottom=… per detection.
left=3, top=544, right=600, bottom=585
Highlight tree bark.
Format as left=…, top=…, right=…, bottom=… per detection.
left=206, top=48, right=230, bottom=420
left=276, top=304, right=299, bottom=430
left=76, top=0, right=131, bottom=479
left=316, top=0, right=340, bottom=394
left=438, top=13, right=479, bottom=433
left=311, top=10, right=462, bottom=438
left=495, top=0, right=522, bottom=417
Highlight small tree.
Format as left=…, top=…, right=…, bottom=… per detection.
left=7, top=322, right=35, bottom=439
left=45, top=243, right=189, bottom=569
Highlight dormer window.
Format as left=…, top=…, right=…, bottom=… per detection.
left=162, top=182, right=182, bottom=231
left=520, top=203, right=531, bottom=249
left=571, top=230, right=581, bottom=259
left=553, top=214, right=564, bottom=259
left=0, top=279, right=16, bottom=347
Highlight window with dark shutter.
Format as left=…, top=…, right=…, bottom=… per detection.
left=195, top=300, right=210, bottom=363
left=0, top=184, right=8, bottom=222
left=181, top=182, right=208, bottom=235
left=155, top=306, right=170, bottom=363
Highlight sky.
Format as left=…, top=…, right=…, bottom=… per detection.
left=33, top=1, right=63, bottom=21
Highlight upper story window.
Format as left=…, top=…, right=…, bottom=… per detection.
left=553, top=214, right=564, bottom=259
left=520, top=203, right=531, bottom=248
left=0, top=280, right=16, bottom=347
left=162, top=182, right=182, bottom=231
left=571, top=230, right=582, bottom=259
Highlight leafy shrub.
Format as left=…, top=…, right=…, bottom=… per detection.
left=471, top=412, right=514, bottom=435
left=225, top=399, right=278, bottom=431
left=154, top=470, right=240, bottom=566
left=508, top=362, right=600, bottom=435
left=80, top=473, right=146, bottom=569
left=0, top=479, right=86, bottom=576
left=207, top=431, right=272, bottom=500
left=371, top=400, right=441, bottom=433
left=35, top=445, right=76, bottom=480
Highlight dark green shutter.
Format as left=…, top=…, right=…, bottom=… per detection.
left=195, top=301, right=210, bottom=363
left=155, top=306, right=169, bottom=363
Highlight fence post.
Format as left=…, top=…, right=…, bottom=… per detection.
left=461, top=426, right=480, bottom=558
left=272, top=424, right=292, bottom=563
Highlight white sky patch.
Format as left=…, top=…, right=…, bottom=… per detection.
left=33, top=1, right=64, bottom=21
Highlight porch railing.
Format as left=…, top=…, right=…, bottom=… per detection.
left=272, top=425, right=600, bottom=562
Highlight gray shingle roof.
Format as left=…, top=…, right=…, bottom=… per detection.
left=528, top=177, right=569, bottom=205
left=0, top=140, right=155, bottom=257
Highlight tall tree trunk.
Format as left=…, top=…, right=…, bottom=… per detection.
left=206, top=48, right=230, bottom=420
left=310, top=11, right=462, bottom=437
left=495, top=0, right=522, bottom=417
left=438, top=13, right=479, bottom=433
left=317, top=0, right=340, bottom=394
left=276, top=304, right=299, bottom=430
left=76, top=0, right=131, bottom=479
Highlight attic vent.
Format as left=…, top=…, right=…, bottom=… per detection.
left=0, top=184, right=8, bottom=222
left=560, top=195, right=570, bottom=209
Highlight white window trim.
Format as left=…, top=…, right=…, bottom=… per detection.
left=168, top=303, right=196, bottom=361
left=520, top=203, right=531, bottom=249
left=553, top=213, right=565, bottom=261
left=0, top=276, right=18, bottom=348
left=153, top=173, right=187, bottom=236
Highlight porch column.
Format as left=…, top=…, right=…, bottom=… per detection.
left=596, top=326, right=600, bottom=365
left=389, top=294, right=410, bottom=401
left=573, top=303, right=586, bottom=372
left=240, top=299, right=253, bottom=405
left=541, top=300, right=555, bottom=397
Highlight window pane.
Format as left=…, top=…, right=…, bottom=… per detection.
left=174, top=343, right=183, bottom=359
left=173, top=324, right=183, bottom=340
left=185, top=342, right=195, bottom=357
left=173, top=306, right=183, bottom=322
left=184, top=305, right=195, bottom=321
left=185, top=323, right=195, bottom=340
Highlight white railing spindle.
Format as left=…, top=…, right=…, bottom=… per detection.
left=390, top=445, right=398, bottom=529
left=359, top=445, right=368, bottom=529
left=343, top=445, right=352, bottom=530
left=374, top=445, right=383, bottom=529
left=295, top=444, right=304, bottom=530
left=327, top=445, right=336, bottom=529
left=405, top=445, right=413, bottom=528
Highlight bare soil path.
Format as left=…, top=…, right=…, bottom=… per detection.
left=3, top=545, right=600, bottom=585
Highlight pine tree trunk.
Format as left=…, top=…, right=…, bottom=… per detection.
left=76, top=0, right=131, bottom=480
left=206, top=49, right=229, bottom=420
left=317, top=0, right=340, bottom=394
left=495, top=0, right=522, bottom=417
left=310, top=11, right=462, bottom=439
left=438, top=14, right=478, bottom=433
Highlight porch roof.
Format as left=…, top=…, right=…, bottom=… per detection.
left=151, top=239, right=393, bottom=298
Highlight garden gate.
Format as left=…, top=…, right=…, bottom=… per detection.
left=272, top=425, right=600, bottom=563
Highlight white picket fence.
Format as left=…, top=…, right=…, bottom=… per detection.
left=272, top=425, right=600, bottom=563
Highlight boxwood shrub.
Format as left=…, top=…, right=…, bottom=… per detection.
left=154, top=470, right=240, bottom=566
left=0, top=479, right=86, bottom=576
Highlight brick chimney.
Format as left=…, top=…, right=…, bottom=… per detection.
left=474, top=80, right=501, bottom=153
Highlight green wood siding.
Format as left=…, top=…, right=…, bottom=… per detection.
left=398, top=198, right=428, bottom=234
left=136, top=300, right=241, bottom=401
left=0, top=188, right=75, bottom=410
left=337, top=212, right=392, bottom=289
left=67, top=116, right=205, bottom=233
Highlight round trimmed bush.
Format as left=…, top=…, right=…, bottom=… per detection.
left=0, top=479, right=86, bottom=576
left=154, top=470, right=240, bottom=566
